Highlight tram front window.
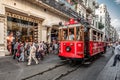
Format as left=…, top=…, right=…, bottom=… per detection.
left=68, top=31, right=74, bottom=40
left=61, top=28, right=75, bottom=41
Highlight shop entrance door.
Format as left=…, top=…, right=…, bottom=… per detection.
left=51, top=29, right=58, bottom=41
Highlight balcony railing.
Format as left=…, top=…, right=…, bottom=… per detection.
left=40, top=0, right=80, bottom=18
left=58, top=0, right=75, bottom=10
left=37, top=0, right=91, bottom=26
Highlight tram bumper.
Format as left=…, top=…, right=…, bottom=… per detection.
left=59, top=52, right=84, bottom=60
left=59, top=55, right=83, bottom=61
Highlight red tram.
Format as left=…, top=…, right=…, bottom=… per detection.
left=58, top=20, right=105, bottom=61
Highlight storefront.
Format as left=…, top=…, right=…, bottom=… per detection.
left=0, top=0, right=69, bottom=56
left=6, top=10, right=44, bottom=41
left=7, top=16, right=38, bottom=42
left=4, top=10, right=44, bottom=55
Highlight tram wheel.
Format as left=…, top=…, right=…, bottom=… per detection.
left=68, top=59, right=74, bottom=63
left=59, top=57, right=66, bottom=60
left=81, top=59, right=85, bottom=64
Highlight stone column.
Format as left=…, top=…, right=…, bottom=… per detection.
left=0, top=16, right=6, bottom=56
left=89, top=28, right=92, bottom=41
left=41, top=26, right=47, bottom=42
left=0, top=3, right=6, bottom=56
left=47, top=27, right=52, bottom=43
left=38, top=21, right=42, bottom=42
left=4, top=15, right=9, bottom=56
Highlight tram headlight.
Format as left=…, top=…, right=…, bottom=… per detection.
left=66, top=46, right=71, bottom=52
left=63, top=43, right=66, bottom=46
left=70, top=43, right=73, bottom=46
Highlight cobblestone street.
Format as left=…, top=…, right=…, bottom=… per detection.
left=0, top=48, right=119, bottom=80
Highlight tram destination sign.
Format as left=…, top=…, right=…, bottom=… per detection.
left=59, top=23, right=82, bottom=29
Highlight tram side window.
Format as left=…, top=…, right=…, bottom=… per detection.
left=101, top=34, right=103, bottom=41
left=93, top=31, right=97, bottom=41
left=98, top=33, right=102, bottom=41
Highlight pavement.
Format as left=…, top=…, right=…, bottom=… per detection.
left=97, top=52, right=120, bottom=80
left=0, top=54, right=62, bottom=80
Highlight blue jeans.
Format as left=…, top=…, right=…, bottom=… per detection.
left=19, top=53, right=24, bottom=61
left=112, top=54, right=120, bottom=66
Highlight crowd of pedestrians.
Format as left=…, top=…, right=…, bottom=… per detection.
left=10, top=40, right=59, bottom=66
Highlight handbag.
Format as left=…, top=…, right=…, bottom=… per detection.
left=16, top=52, right=20, bottom=57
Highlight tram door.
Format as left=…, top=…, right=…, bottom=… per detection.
left=84, top=27, right=90, bottom=57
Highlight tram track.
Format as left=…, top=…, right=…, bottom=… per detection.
left=52, top=65, right=81, bottom=80
left=52, top=60, right=97, bottom=80
left=22, top=61, right=91, bottom=80
left=57, top=52, right=113, bottom=80
left=22, top=60, right=69, bottom=80
left=52, top=54, right=105, bottom=80
left=22, top=54, right=104, bottom=80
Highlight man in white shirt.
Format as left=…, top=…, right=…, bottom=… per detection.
left=27, top=42, right=39, bottom=66
left=68, top=31, right=74, bottom=40
left=112, top=42, right=120, bottom=66
left=113, top=42, right=117, bottom=49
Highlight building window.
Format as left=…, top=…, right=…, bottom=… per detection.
left=79, top=11, right=81, bottom=16
left=96, top=22, right=97, bottom=28
left=104, top=10, right=106, bottom=13
left=93, top=20, right=94, bottom=26
left=82, top=14, right=84, bottom=18
left=100, top=16, right=102, bottom=22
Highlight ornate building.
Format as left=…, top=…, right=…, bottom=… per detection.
left=95, top=4, right=111, bottom=41
left=0, top=0, right=108, bottom=56
left=0, top=0, right=79, bottom=56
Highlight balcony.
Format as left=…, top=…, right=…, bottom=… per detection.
left=39, top=0, right=80, bottom=18
left=58, top=0, right=74, bottom=10
left=94, top=2, right=99, bottom=9
left=86, top=5, right=93, bottom=13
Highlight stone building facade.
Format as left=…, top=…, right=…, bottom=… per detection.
left=95, top=4, right=111, bottom=41
left=0, top=0, right=109, bottom=56
left=0, top=0, right=79, bottom=56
